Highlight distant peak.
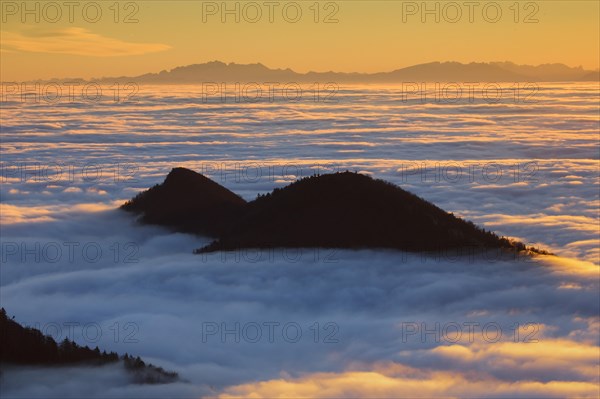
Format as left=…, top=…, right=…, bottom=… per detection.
left=164, top=167, right=207, bottom=185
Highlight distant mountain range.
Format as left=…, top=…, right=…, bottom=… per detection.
left=121, top=167, right=550, bottom=255
left=85, top=61, right=599, bottom=83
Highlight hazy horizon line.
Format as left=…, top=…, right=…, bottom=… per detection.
left=8, top=59, right=599, bottom=83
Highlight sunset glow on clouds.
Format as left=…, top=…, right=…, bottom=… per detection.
left=1, top=27, right=170, bottom=56
left=216, top=318, right=600, bottom=398
left=216, top=362, right=600, bottom=399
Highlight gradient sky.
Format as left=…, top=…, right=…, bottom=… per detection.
left=1, top=0, right=599, bottom=80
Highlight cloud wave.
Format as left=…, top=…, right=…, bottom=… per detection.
left=1, top=28, right=170, bottom=57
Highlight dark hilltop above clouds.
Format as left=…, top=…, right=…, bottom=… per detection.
left=121, top=167, right=245, bottom=237
left=42, top=61, right=599, bottom=84
left=0, top=309, right=179, bottom=385
left=122, top=168, right=548, bottom=255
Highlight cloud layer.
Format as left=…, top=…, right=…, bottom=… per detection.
left=1, top=208, right=598, bottom=397
left=1, top=83, right=598, bottom=397
left=1, top=83, right=597, bottom=261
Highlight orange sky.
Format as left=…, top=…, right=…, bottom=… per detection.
left=1, top=1, right=599, bottom=80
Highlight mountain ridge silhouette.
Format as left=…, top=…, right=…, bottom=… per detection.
left=121, top=168, right=547, bottom=255
left=38, top=61, right=599, bottom=83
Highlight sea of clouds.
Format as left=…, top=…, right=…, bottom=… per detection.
left=0, top=83, right=598, bottom=397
